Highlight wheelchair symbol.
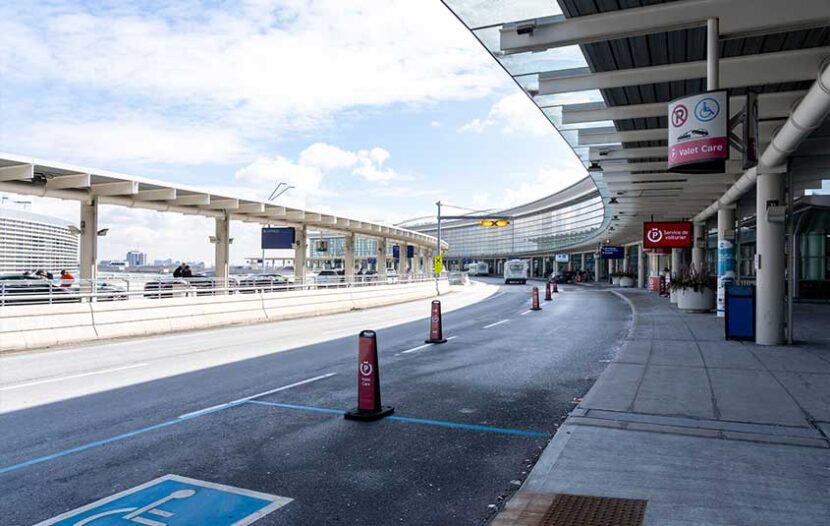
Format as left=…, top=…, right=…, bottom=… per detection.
left=72, top=489, right=195, bottom=526
left=695, top=98, right=720, bottom=122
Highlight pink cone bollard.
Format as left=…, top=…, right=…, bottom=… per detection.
left=545, top=281, right=552, bottom=301
left=425, top=300, right=448, bottom=344
left=344, top=330, right=394, bottom=421
left=553, top=276, right=559, bottom=293
left=531, top=287, right=542, bottom=311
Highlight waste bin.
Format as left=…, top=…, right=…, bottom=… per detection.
left=725, top=284, right=755, bottom=341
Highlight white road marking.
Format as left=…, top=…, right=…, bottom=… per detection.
left=483, top=319, right=510, bottom=329
left=488, top=292, right=505, bottom=300
left=178, top=372, right=338, bottom=419
left=399, top=336, right=458, bottom=355
left=0, top=363, right=149, bottom=391
left=520, top=310, right=532, bottom=316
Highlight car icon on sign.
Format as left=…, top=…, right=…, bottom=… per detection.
left=677, top=129, right=709, bottom=141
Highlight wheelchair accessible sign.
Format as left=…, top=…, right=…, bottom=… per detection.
left=668, top=90, right=728, bottom=174
left=34, top=474, right=292, bottom=526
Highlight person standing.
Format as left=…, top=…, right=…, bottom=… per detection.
left=59, top=269, right=74, bottom=288
left=182, top=263, right=193, bottom=278
left=173, top=263, right=184, bottom=278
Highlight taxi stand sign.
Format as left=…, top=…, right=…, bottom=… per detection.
left=34, top=474, right=291, bottom=526
left=668, top=90, right=728, bottom=174
left=433, top=255, right=443, bottom=273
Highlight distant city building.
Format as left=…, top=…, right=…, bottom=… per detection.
left=0, top=207, right=79, bottom=274
left=126, top=250, right=147, bottom=267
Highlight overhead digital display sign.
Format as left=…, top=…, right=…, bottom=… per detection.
left=643, top=222, right=693, bottom=249
left=261, top=227, right=295, bottom=249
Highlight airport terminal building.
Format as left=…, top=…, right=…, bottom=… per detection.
left=0, top=207, right=79, bottom=274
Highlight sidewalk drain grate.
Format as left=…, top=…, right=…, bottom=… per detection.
left=537, top=494, right=647, bottom=526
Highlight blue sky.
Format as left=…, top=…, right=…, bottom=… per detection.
left=0, top=0, right=586, bottom=264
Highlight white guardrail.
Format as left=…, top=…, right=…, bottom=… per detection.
left=0, top=273, right=444, bottom=306
left=0, top=275, right=455, bottom=352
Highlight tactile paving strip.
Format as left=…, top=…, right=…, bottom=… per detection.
left=537, top=493, right=647, bottom=526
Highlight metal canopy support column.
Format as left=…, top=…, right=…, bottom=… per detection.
left=580, top=253, right=586, bottom=273
left=214, top=213, right=230, bottom=293
left=344, top=233, right=355, bottom=281
left=716, top=207, right=736, bottom=317
left=399, top=241, right=408, bottom=275
left=756, top=166, right=786, bottom=345
left=294, top=225, right=307, bottom=285
left=671, top=249, right=681, bottom=279
left=378, top=238, right=388, bottom=279
left=637, top=244, right=645, bottom=289
left=79, top=199, right=99, bottom=284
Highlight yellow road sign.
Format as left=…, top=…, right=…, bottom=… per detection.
left=433, top=255, right=443, bottom=273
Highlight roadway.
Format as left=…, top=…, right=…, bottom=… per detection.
left=0, top=278, right=631, bottom=525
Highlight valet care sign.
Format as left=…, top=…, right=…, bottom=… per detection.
left=668, top=90, right=728, bottom=173
left=643, top=222, right=693, bottom=249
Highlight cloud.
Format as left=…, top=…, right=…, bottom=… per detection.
left=298, top=143, right=358, bottom=172
left=459, top=92, right=551, bottom=136
left=430, top=121, right=441, bottom=128
left=1, top=0, right=503, bottom=167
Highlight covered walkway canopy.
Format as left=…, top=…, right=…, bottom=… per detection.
left=0, top=152, right=445, bottom=282
left=443, top=0, right=830, bottom=346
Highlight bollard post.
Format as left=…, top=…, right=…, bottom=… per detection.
left=425, top=300, right=448, bottom=344
left=545, top=281, right=552, bottom=301
left=531, top=287, right=542, bottom=311
left=553, top=276, right=559, bottom=294
left=345, top=330, right=394, bottom=421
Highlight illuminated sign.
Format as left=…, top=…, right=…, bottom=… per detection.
left=479, top=219, right=511, bottom=227
left=261, top=227, right=295, bottom=249
left=600, top=246, right=624, bottom=259
left=643, top=222, right=693, bottom=249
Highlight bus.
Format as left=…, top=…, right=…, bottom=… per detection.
left=503, top=259, right=528, bottom=284
left=465, top=261, right=489, bottom=276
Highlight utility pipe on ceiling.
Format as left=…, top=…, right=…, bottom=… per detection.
left=694, top=58, right=830, bottom=223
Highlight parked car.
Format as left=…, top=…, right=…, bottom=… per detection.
left=551, top=270, right=576, bottom=284
left=92, top=280, right=129, bottom=301
left=143, top=277, right=190, bottom=298
left=237, top=273, right=288, bottom=293
left=186, top=272, right=239, bottom=295
left=316, top=269, right=344, bottom=287
left=0, top=274, right=81, bottom=305
left=357, top=269, right=378, bottom=283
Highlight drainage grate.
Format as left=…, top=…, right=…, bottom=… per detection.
left=538, top=494, right=647, bottom=526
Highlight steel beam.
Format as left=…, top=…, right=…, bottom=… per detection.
left=92, top=181, right=139, bottom=196
left=135, top=188, right=177, bottom=201
left=500, top=0, right=830, bottom=53
left=172, top=194, right=210, bottom=206
left=204, top=199, right=239, bottom=210
left=46, top=173, right=90, bottom=190
left=539, top=47, right=830, bottom=95
left=0, top=164, right=33, bottom=182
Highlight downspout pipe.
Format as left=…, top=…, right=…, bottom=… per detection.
left=694, top=58, right=830, bottom=222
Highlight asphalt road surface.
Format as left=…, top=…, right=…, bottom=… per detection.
left=0, top=278, right=630, bottom=525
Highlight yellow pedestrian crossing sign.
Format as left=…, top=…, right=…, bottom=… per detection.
left=433, top=255, right=443, bottom=273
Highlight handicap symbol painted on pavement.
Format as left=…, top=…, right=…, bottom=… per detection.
left=34, top=474, right=292, bottom=526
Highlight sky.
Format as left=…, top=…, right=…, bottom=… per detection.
left=0, top=0, right=587, bottom=265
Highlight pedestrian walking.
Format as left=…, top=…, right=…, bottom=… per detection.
left=59, top=269, right=74, bottom=288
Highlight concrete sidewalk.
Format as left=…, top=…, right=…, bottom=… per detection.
left=494, top=290, right=830, bottom=525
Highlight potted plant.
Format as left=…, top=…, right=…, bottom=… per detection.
left=669, top=268, right=716, bottom=312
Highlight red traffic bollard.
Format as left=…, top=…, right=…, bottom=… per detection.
left=344, top=330, right=394, bottom=421
left=425, top=300, right=448, bottom=344
left=544, top=281, right=552, bottom=301
left=552, top=276, right=559, bottom=294
left=531, top=287, right=542, bottom=311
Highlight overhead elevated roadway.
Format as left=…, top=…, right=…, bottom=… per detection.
left=0, top=152, right=446, bottom=286
left=443, top=0, right=830, bottom=345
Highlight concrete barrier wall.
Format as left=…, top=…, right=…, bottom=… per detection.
left=0, top=280, right=449, bottom=352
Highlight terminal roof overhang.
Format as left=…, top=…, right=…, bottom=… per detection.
left=443, top=0, right=830, bottom=246
left=0, top=153, right=445, bottom=249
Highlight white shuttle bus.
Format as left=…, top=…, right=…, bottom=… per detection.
left=503, top=259, right=529, bottom=284
left=466, top=261, right=489, bottom=276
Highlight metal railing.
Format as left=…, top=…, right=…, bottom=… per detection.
left=0, top=273, right=447, bottom=306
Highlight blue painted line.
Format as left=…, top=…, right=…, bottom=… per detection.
left=0, top=403, right=238, bottom=476
left=246, top=400, right=346, bottom=415
left=387, top=415, right=550, bottom=438
left=244, top=400, right=550, bottom=438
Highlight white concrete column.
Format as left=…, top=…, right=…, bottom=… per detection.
left=412, top=246, right=421, bottom=275
left=343, top=233, right=355, bottom=281
left=580, top=253, right=586, bottom=272
left=378, top=238, right=388, bottom=279
left=399, top=242, right=408, bottom=274
left=214, top=213, right=230, bottom=292
left=671, top=249, right=681, bottom=279
left=692, top=222, right=705, bottom=272
left=756, top=167, right=786, bottom=345
left=293, top=225, right=307, bottom=284
left=623, top=246, right=630, bottom=272
left=594, top=251, right=600, bottom=281
left=716, top=206, right=736, bottom=317
left=79, top=199, right=98, bottom=283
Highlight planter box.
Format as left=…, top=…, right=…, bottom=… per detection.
left=611, top=277, right=621, bottom=286
left=676, top=287, right=715, bottom=312
left=670, top=289, right=678, bottom=303
left=619, top=277, right=635, bottom=288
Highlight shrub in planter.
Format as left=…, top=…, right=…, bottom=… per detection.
left=612, top=271, right=636, bottom=287
left=670, top=269, right=716, bottom=312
